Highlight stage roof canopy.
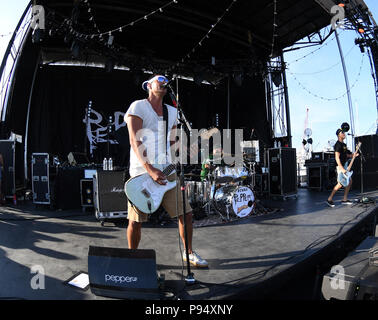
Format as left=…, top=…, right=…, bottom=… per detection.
left=35, top=0, right=366, bottom=80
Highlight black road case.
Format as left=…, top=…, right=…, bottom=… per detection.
left=32, top=153, right=50, bottom=204
left=0, top=140, right=16, bottom=198
left=268, top=148, right=297, bottom=199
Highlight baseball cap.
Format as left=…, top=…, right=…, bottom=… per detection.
left=336, top=128, right=344, bottom=136
left=142, top=75, right=169, bottom=91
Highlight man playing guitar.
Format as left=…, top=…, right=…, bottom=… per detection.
left=327, top=128, right=359, bottom=207
left=124, top=75, right=208, bottom=268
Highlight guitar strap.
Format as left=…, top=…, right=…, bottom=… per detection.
left=163, top=104, right=169, bottom=156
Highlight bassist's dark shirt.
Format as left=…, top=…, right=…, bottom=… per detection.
left=334, top=141, right=351, bottom=166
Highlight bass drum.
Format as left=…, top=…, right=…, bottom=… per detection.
left=213, top=185, right=255, bottom=219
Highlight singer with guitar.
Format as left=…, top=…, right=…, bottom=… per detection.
left=327, top=128, right=360, bottom=207
left=124, top=75, right=208, bottom=268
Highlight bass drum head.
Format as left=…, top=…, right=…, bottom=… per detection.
left=232, top=186, right=255, bottom=218
left=213, top=185, right=255, bottom=218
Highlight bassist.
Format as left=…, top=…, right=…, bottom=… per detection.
left=327, top=128, right=359, bottom=207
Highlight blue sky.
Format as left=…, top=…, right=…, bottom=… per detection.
left=0, top=1, right=377, bottom=154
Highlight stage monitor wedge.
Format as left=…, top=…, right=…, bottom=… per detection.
left=88, top=246, right=159, bottom=300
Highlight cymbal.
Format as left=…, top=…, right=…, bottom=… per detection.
left=184, top=173, right=201, bottom=177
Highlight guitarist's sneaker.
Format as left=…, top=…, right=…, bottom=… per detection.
left=326, top=200, right=335, bottom=208
left=342, top=200, right=353, bottom=205
left=183, top=251, right=209, bottom=268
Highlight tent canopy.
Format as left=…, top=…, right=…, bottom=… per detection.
left=36, top=0, right=342, bottom=80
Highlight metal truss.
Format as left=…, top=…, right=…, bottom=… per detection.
left=265, top=54, right=291, bottom=145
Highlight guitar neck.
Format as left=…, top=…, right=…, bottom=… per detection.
left=162, top=164, right=176, bottom=176
left=347, top=143, right=361, bottom=171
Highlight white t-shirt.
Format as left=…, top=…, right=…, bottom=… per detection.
left=125, top=99, right=178, bottom=177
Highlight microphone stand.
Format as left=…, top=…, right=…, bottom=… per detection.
left=167, top=82, right=195, bottom=285
left=358, top=142, right=366, bottom=199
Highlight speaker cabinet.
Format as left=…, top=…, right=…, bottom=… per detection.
left=355, top=135, right=378, bottom=158
left=88, top=246, right=159, bottom=300
left=322, top=237, right=378, bottom=300
left=352, top=157, right=378, bottom=191
left=80, top=179, right=94, bottom=208
left=93, top=170, right=128, bottom=220
left=268, top=148, right=297, bottom=197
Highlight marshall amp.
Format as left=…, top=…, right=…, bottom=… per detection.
left=93, top=170, right=128, bottom=221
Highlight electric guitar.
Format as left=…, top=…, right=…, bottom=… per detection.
left=338, top=142, right=362, bottom=187
left=124, top=164, right=177, bottom=214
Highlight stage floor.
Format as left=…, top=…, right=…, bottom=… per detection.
left=0, top=188, right=376, bottom=300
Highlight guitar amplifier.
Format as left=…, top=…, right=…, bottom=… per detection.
left=93, top=170, right=128, bottom=221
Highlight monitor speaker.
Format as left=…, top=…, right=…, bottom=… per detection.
left=88, top=246, right=159, bottom=299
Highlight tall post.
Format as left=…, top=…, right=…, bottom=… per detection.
left=335, top=29, right=356, bottom=150
left=281, top=53, right=292, bottom=147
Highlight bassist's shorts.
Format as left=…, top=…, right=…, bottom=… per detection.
left=127, top=173, right=192, bottom=223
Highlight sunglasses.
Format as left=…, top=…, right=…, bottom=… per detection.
left=149, top=76, right=169, bottom=84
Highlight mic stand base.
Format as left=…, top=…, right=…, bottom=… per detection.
left=184, top=273, right=196, bottom=285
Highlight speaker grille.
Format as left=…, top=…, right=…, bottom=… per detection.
left=95, top=171, right=128, bottom=212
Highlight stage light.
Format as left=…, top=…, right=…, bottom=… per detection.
left=307, top=138, right=313, bottom=145
left=341, top=122, right=350, bottom=132
left=357, top=24, right=365, bottom=34
left=302, top=139, right=307, bottom=146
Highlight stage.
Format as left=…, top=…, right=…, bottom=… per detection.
left=0, top=188, right=376, bottom=300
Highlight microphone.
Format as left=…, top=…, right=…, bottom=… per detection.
left=161, top=79, right=174, bottom=88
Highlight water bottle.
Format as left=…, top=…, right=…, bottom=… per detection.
left=109, top=158, right=113, bottom=171
left=103, top=158, right=108, bottom=170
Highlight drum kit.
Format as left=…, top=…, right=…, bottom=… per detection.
left=185, top=156, right=258, bottom=221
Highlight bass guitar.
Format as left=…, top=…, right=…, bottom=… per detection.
left=338, top=142, right=362, bottom=187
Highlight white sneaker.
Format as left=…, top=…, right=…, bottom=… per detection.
left=182, top=251, right=209, bottom=268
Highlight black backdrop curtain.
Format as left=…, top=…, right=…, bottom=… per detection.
left=28, top=65, right=271, bottom=169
